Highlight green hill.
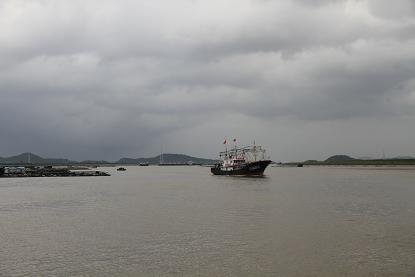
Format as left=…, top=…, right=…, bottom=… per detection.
left=117, top=153, right=217, bottom=165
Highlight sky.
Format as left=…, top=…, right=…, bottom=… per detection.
left=0, top=0, right=414, bottom=161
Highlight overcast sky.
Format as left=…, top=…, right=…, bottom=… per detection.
left=0, top=0, right=414, bottom=161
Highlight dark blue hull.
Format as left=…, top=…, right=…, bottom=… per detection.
left=211, top=160, right=271, bottom=176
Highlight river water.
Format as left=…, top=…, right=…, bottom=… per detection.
left=1, top=166, right=415, bottom=276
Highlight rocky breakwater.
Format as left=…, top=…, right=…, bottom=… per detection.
left=0, top=166, right=110, bottom=178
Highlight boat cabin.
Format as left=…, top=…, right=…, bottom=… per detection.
left=222, top=156, right=246, bottom=168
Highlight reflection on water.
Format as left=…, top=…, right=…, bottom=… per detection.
left=1, top=166, right=415, bottom=276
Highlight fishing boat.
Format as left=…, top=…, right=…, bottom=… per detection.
left=211, top=140, right=272, bottom=176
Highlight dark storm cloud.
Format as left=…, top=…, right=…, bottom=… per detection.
left=0, top=0, right=414, bottom=160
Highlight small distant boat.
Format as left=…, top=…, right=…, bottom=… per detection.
left=139, top=163, right=149, bottom=166
left=117, top=167, right=127, bottom=171
left=211, top=141, right=271, bottom=176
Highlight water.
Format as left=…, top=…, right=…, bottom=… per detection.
left=1, top=166, right=415, bottom=276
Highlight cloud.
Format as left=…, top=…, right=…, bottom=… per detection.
left=0, top=0, right=414, bottom=160
left=367, top=0, right=415, bottom=20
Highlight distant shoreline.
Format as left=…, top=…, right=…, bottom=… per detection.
left=283, top=155, right=415, bottom=167
left=278, top=164, right=415, bottom=170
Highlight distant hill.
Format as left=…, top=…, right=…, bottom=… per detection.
left=0, top=152, right=217, bottom=165
left=392, top=156, right=415, bottom=160
left=79, top=160, right=110, bottom=164
left=117, top=153, right=217, bottom=165
left=298, top=154, right=415, bottom=166
left=324, top=155, right=356, bottom=163
left=0, top=152, right=74, bottom=165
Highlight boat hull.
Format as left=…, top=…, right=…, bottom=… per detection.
left=211, top=160, right=271, bottom=176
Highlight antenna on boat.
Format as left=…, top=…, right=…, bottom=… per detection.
left=223, top=138, right=227, bottom=158
left=233, top=138, right=237, bottom=158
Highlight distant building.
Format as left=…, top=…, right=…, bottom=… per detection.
left=4, top=167, right=26, bottom=174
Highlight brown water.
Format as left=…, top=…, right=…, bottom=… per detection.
left=1, top=166, right=415, bottom=276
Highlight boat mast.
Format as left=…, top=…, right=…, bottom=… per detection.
left=233, top=138, right=237, bottom=158
left=224, top=138, right=228, bottom=158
